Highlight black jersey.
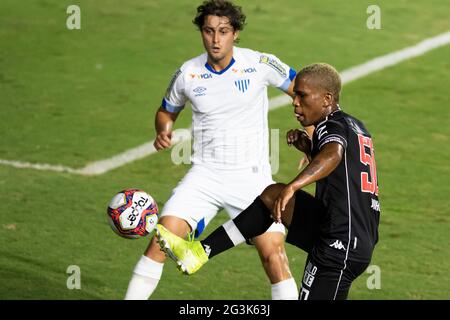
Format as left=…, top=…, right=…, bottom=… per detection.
left=310, top=109, right=380, bottom=263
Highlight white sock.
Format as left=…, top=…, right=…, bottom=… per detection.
left=271, top=278, right=299, bottom=300
left=124, top=255, right=164, bottom=300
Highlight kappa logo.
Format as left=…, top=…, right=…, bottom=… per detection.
left=235, top=79, right=250, bottom=93
left=203, top=244, right=211, bottom=257
left=371, top=198, right=380, bottom=212
left=329, top=240, right=347, bottom=251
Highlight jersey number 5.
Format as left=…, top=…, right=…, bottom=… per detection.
left=358, top=134, right=378, bottom=195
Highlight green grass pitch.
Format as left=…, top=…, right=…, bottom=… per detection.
left=0, top=0, right=449, bottom=299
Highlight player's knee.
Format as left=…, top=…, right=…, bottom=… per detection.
left=260, top=183, right=287, bottom=209
left=260, top=248, right=289, bottom=275
left=159, top=215, right=192, bottom=236
left=257, top=237, right=287, bottom=266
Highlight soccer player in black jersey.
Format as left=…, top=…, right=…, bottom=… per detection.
left=156, top=63, right=381, bottom=300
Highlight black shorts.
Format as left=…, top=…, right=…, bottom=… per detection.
left=285, top=190, right=370, bottom=300
left=285, top=189, right=325, bottom=253
left=299, top=253, right=369, bottom=300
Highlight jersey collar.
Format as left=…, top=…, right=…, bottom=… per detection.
left=315, top=106, right=343, bottom=126
left=205, top=57, right=235, bottom=75
left=329, top=106, right=343, bottom=118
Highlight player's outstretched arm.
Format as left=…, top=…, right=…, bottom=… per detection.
left=153, top=107, right=180, bottom=151
left=273, top=142, right=344, bottom=221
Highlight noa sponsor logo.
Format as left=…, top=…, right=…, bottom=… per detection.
left=232, top=67, right=257, bottom=74
left=243, top=67, right=257, bottom=73
left=200, top=73, right=212, bottom=79
left=190, top=73, right=212, bottom=80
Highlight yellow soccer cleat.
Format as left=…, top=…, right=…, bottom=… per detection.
left=155, top=224, right=209, bottom=275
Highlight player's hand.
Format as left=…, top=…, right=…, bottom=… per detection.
left=286, top=129, right=311, bottom=153
left=154, top=131, right=172, bottom=151
left=273, top=184, right=295, bottom=223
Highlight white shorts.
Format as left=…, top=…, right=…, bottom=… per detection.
left=160, top=163, right=285, bottom=237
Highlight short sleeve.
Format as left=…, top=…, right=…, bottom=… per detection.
left=259, top=53, right=296, bottom=92
left=316, top=120, right=348, bottom=150
left=161, top=68, right=187, bottom=113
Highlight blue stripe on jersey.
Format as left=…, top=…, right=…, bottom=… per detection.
left=161, top=98, right=184, bottom=113
left=289, top=67, right=296, bottom=81
left=204, top=57, right=236, bottom=75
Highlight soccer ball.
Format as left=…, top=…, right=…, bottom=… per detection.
left=107, top=189, right=159, bottom=239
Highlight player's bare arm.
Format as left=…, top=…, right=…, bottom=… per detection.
left=154, top=107, right=180, bottom=151
left=273, top=142, right=343, bottom=221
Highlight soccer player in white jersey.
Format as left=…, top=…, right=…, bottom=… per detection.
left=125, top=0, right=303, bottom=300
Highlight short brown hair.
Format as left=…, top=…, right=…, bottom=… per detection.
left=193, top=0, right=246, bottom=31
left=297, top=63, right=342, bottom=102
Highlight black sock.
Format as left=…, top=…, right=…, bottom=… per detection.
left=201, top=196, right=273, bottom=259
left=200, top=226, right=233, bottom=259
left=233, top=196, right=273, bottom=239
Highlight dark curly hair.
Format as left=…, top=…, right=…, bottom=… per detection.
left=193, top=0, right=246, bottom=31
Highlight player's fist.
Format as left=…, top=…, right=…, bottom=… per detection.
left=154, top=131, right=172, bottom=151
left=286, top=129, right=311, bottom=153
left=273, top=184, right=295, bottom=223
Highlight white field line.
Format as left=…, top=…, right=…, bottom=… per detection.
left=2, top=31, right=450, bottom=175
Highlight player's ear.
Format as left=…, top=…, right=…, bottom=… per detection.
left=324, top=92, right=333, bottom=107
left=233, top=30, right=239, bottom=41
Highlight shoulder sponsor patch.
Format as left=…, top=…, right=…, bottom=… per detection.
left=259, top=55, right=287, bottom=77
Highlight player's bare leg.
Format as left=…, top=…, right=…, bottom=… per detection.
left=253, top=232, right=298, bottom=299
left=253, top=183, right=298, bottom=299
left=253, top=233, right=291, bottom=283
left=125, top=216, right=191, bottom=299
left=153, top=183, right=299, bottom=298
left=144, top=216, right=192, bottom=262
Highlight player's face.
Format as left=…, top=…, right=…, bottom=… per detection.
left=201, top=15, right=238, bottom=66
left=292, top=76, right=332, bottom=127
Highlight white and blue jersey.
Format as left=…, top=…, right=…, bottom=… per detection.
left=162, top=46, right=296, bottom=169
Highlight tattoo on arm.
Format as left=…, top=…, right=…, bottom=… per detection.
left=290, top=142, right=343, bottom=190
